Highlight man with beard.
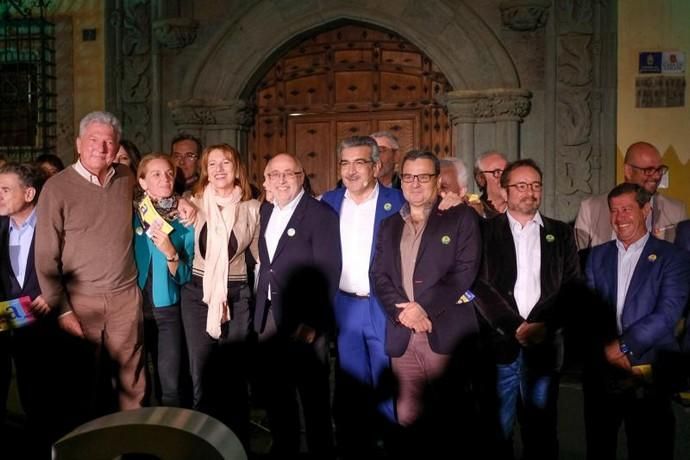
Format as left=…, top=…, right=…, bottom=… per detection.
left=474, top=159, right=580, bottom=459
left=575, top=141, right=686, bottom=250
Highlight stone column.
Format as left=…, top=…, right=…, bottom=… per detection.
left=444, top=88, right=531, bottom=185
left=168, top=98, right=254, bottom=158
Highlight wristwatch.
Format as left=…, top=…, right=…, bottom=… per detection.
left=166, top=253, right=179, bottom=262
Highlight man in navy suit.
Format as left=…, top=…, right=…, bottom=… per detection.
left=321, top=136, right=405, bottom=457
left=0, top=163, right=60, bottom=454
left=474, top=159, right=580, bottom=459
left=254, top=153, right=341, bottom=459
left=584, top=182, right=690, bottom=460
left=371, top=150, right=481, bottom=456
left=674, top=220, right=690, bottom=353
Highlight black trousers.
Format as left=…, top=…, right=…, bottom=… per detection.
left=0, top=317, right=72, bottom=457
left=181, top=276, right=253, bottom=446
left=255, top=308, right=335, bottom=459
left=583, top=370, right=675, bottom=460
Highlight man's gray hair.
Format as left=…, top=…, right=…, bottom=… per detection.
left=440, top=157, right=469, bottom=189
left=337, top=136, right=380, bottom=162
left=79, top=111, right=122, bottom=139
left=474, top=150, right=508, bottom=171
left=369, top=130, right=400, bottom=150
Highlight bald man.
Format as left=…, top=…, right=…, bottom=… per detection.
left=254, top=153, right=341, bottom=459
left=575, top=142, right=687, bottom=250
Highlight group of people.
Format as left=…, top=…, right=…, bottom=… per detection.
left=0, top=110, right=689, bottom=460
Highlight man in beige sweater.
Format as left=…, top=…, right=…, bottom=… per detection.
left=35, top=111, right=145, bottom=411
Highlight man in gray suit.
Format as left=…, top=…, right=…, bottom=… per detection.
left=575, top=141, right=686, bottom=250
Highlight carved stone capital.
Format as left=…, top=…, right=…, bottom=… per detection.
left=168, top=99, right=254, bottom=129
left=153, top=17, right=199, bottom=49
left=500, top=0, right=551, bottom=31
left=442, top=88, right=532, bottom=123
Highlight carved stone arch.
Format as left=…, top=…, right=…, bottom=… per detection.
left=178, top=0, right=520, bottom=101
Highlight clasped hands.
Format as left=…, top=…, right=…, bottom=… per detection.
left=395, top=302, right=432, bottom=333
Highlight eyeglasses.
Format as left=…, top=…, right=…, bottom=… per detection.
left=266, top=170, right=303, bottom=182
left=481, top=169, right=504, bottom=179
left=377, top=146, right=396, bottom=153
left=627, top=164, right=669, bottom=176
left=173, top=152, right=198, bottom=162
left=507, top=181, right=543, bottom=192
left=401, top=173, right=438, bottom=183
left=339, top=159, right=373, bottom=169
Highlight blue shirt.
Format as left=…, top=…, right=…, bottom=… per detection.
left=9, top=210, right=37, bottom=288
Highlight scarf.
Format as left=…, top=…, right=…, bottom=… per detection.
left=134, top=193, right=179, bottom=230
left=201, top=185, right=242, bottom=339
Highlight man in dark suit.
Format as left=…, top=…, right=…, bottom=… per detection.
left=0, top=163, right=60, bottom=455
left=474, top=159, right=580, bottom=459
left=584, top=182, right=690, bottom=460
left=371, top=150, right=481, bottom=456
left=675, top=220, right=690, bottom=353
left=321, top=136, right=405, bottom=457
left=254, top=153, right=341, bottom=459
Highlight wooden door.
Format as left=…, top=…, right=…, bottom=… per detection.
left=249, top=23, right=453, bottom=195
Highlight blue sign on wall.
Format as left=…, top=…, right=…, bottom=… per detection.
left=639, top=52, right=662, bottom=73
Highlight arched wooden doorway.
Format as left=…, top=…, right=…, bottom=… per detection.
left=247, top=23, right=453, bottom=195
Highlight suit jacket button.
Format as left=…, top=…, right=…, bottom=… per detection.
left=507, top=291, right=513, bottom=296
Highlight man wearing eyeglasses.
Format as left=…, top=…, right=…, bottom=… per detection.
left=371, top=150, right=481, bottom=456
left=575, top=141, right=687, bottom=250
left=473, top=159, right=580, bottom=459
left=370, top=131, right=402, bottom=189
left=473, top=151, right=509, bottom=218
left=254, top=153, right=341, bottom=459
left=321, top=136, right=405, bottom=458
left=170, top=134, right=202, bottom=194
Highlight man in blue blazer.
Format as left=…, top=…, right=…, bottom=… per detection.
left=321, top=136, right=405, bottom=457
left=371, top=150, right=481, bottom=456
left=674, top=219, right=690, bottom=353
left=584, top=182, right=690, bottom=460
left=254, top=153, right=341, bottom=459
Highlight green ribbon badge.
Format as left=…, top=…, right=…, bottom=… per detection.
left=545, top=234, right=555, bottom=243
left=648, top=254, right=657, bottom=262
left=441, top=235, right=451, bottom=245
left=383, top=202, right=392, bottom=211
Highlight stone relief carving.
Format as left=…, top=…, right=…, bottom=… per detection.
left=169, top=99, right=254, bottom=129
left=557, top=89, right=591, bottom=146
left=554, top=0, right=600, bottom=219
left=499, top=0, right=551, bottom=31
left=115, top=0, right=152, bottom=151
left=153, top=17, right=198, bottom=49
left=443, top=89, right=532, bottom=123
left=556, top=144, right=592, bottom=195
left=557, top=34, right=592, bottom=87
left=556, top=0, right=593, bottom=33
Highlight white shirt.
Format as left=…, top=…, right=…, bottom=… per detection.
left=73, top=160, right=116, bottom=186
left=8, top=210, right=37, bottom=288
left=507, top=211, right=543, bottom=319
left=615, top=232, right=649, bottom=334
left=264, top=189, right=305, bottom=299
left=339, top=184, right=378, bottom=295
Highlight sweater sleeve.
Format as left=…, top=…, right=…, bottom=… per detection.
left=35, top=183, right=71, bottom=314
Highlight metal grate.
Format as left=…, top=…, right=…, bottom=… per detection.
left=0, top=0, right=55, bottom=162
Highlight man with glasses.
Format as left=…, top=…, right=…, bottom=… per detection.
left=575, top=141, right=686, bottom=250
left=371, top=150, right=481, bottom=456
left=170, top=134, right=202, bottom=193
left=474, top=159, right=580, bottom=459
left=321, top=136, right=405, bottom=458
left=473, top=150, right=509, bottom=218
left=370, top=131, right=402, bottom=189
left=254, top=153, right=341, bottom=459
